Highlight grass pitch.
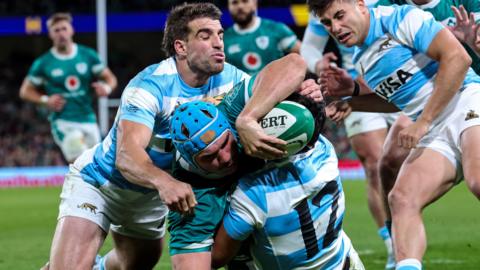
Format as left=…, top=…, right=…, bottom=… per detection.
left=1, top=181, right=479, bottom=270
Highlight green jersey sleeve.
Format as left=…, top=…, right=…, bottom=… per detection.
left=27, top=57, right=46, bottom=87
left=83, top=46, right=105, bottom=75
left=217, top=73, right=257, bottom=129
left=274, top=22, right=297, bottom=52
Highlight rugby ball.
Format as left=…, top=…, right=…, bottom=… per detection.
left=260, top=100, right=315, bottom=155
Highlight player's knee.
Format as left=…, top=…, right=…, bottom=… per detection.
left=388, top=188, right=417, bottom=214
left=465, top=176, right=480, bottom=200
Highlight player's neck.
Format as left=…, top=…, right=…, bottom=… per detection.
left=236, top=16, right=257, bottom=31
left=176, top=58, right=210, bottom=87
left=54, top=43, right=74, bottom=55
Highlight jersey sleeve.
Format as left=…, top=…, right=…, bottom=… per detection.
left=275, top=22, right=298, bottom=52
left=85, top=47, right=106, bottom=76
left=217, top=73, right=256, bottom=127
left=300, top=15, right=330, bottom=73
left=223, top=179, right=265, bottom=241
left=118, top=78, right=161, bottom=130
left=382, top=5, right=444, bottom=54
left=27, top=58, right=45, bottom=87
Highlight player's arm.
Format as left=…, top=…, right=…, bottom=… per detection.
left=19, top=78, right=65, bottom=111
left=211, top=223, right=243, bottom=268
left=116, top=120, right=196, bottom=214
left=288, top=40, right=302, bottom=54
left=235, top=53, right=307, bottom=159
left=300, top=19, right=333, bottom=75
left=319, top=67, right=372, bottom=97
left=92, top=67, right=118, bottom=96
left=399, top=28, right=471, bottom=148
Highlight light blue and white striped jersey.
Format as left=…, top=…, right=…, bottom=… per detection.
left=74, top=57, right=248, bottom=192
left=353, top=5, right=480, bottom=120
left=223, top=135, right=352, bottom=270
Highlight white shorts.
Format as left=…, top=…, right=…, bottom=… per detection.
left=58, top=164, right=168, bottom=239
left=344, top=112, right=400, bottom=138
left=51, top=119, right=101, bottom=161
left=418, top=84, right=480, bottom=180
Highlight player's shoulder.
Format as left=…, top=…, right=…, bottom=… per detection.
left=224, top=25, right=236, bottom=36
left=126, top=58, right=176, bottom=91
left=260, top=17, right=286, bottom=28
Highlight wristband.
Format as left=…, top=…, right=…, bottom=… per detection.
left=352, top=81, right=360, bottom=96
left=40, top=95, right=49, bottom=105
left=101, top=82, right=113, bottom=95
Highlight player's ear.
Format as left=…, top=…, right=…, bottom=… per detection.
left=174, top=39, right=187, bottom=57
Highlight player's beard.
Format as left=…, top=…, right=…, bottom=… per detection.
left=232, top=10, right=255, bottom=28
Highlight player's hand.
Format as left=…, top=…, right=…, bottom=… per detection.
left=236, top=116, right=288, bottom=160
left=449, top=5, right=480, bottom=53
left=157, top=176, right=197, bottom=215
left=297, top=79, right=323, bottom=102
left=326, top=100, right=352, bottom=123
left=47, top=94, right=66, bottom=112
left=92, top=81, right=112, bottom=97
left=318, top=65, right=355, bottom=97
left=397, top=119, right=430, bottom=149
left=315, top=52, right=338, bottom=75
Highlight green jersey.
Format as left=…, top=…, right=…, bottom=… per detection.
left=27, top=43, right=105, bottom=123
left=224, top=18, right=297, bottom=74
left=398, top=0, right=480, bottom=74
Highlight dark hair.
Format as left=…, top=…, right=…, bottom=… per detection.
left=308, top=0, right=352, bottom=16
left=46, top=12, right=72, bottom=29
left=162, top=2, right=222, bottom=57
left=286, top=93, right=326, bottom=151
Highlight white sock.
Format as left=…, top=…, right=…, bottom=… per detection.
left=396, top=258, right=422, bottom=270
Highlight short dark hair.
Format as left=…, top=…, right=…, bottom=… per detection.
left=286, top=93, right=327, bottom=151
left=308, top=0, right=353, bottom=16
left=162, top=3, right=222, bottom=57
left=46, top=12, right=72, bottom=29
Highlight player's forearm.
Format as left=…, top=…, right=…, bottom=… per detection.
left=100, top=68, right=118, bottom=93
left=419, top=49, right=471, bottom=124
left=348, top=94, right=400, bottom=112
left=237, top=53, right=306, bottom=122
left=19, top=79, right=47, bottom=105
left=116, top=147, right=171, bottom=190
left=300, top=29, right=328, bottom=73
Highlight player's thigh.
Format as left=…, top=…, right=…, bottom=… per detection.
left=349, top=128, right=387, bottom=162
left=49, top=216, right=106, bottom=270
left=382, top=114, right=412, bottom=156
left=171, top=252, right=212, bottom=270
left=110, top=231, right=163, bottom=269
left=390, top=147, right=457, bottom=210
left=461, top=125, right=480, bottom=196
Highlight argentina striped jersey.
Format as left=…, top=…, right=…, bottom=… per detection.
left=223, top=135, right=352, bottom=270
left=353, top=5, right=480, bottom=120
left=75, top=57, right=248, bottom=192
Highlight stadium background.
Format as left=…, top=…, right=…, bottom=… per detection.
left=0, top=1, right=479, bottom=269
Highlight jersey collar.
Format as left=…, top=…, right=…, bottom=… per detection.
left=233, top=17, right=261, bottom=34
left=51, top=43, right=78, bottom=60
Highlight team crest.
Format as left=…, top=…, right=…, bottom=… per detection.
left=255, top=36, right=269, bottom=50
left=76, top=62, right=87, bottom=74
left=242, top=52, right=262, bottom=71
left=65, top=75, right=80, bottom=91
left=228, top=44, right=241, bottom=54
left=465, top=110, right=479, bottom=121
left=51, top=68, right=64, bottom=77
